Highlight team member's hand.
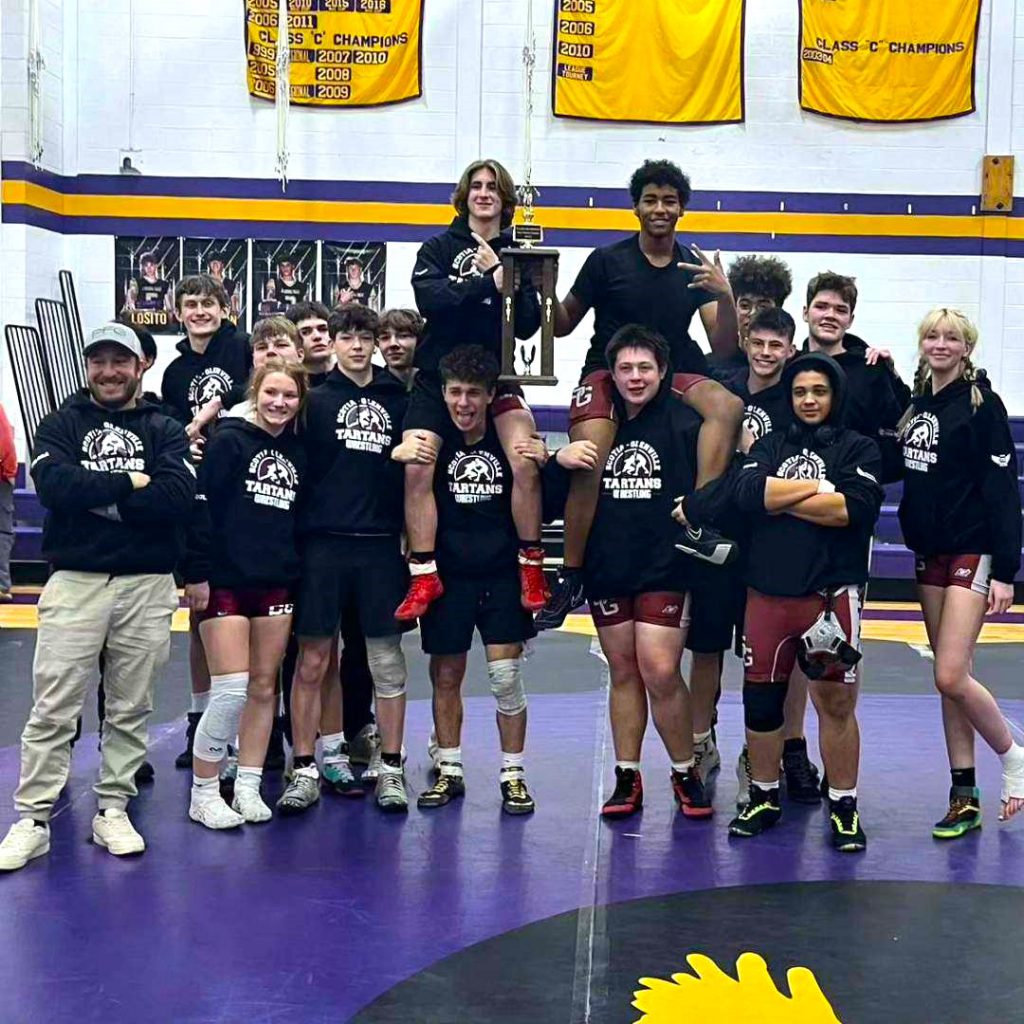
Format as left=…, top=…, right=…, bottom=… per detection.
left=677, top=245, right=731, bottom=297
left=864, top=346, right=892, bottom=366
left=988, top=579, right=1013, bottom=616
left=671, top=495, right=689, bottom=526
left=184, top=582, right=210, bottom=613
left=493, top=265, right=505, bottom=292
left=392, top=431, right=438, bottom=465
left=190, top=436, right=205, bottom=464
left=513, top=434, right=550, bottom=466
left=337, top=288, right=355, bottom=305
left=128, top=471, right=151, bottom=490
left=556, top=440, right=600, bottom=471
left=185, top=420, right=203, bottom=441
left=738, top=425, right=757, bottom=454
left=471, top=232, right=500, bottom=274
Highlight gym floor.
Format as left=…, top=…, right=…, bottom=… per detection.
left=1, top=600, right=1022, bottom=1023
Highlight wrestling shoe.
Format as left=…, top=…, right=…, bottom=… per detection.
left=728, top=786, right=781, bottom=838
left=189, top=795, right=244, bottom=831
left=277, top=764, right=321, bottom=815
left=671, top=768, right=714, bottom=819
left=232, top=784, right=272, bottom=823
left=693, top=734, right=721, bottom=783
left=782, top=742, right=822, bottom=804
left=932, top=787, right=982, bottom=840
left=264, top=717, right=287, bottom=772
left=348, top=722, right=380, bottom=767
left=535, top=567, right=586, bottom=631
left=518, top=547, right=550, bottom=612
left=735, top=746, right=752, bottom=808
left=375, top=767, right=409, bottom=814
left=134, top=761, right=155, bottom=785
left=500, top=773, right=536, bottom=815
left=322, top=745, right=365, bottom=797
left=601, top=766, right=643, bottom=818
left=674, top=525, right=738, bottom=567
left=174, top=712, right=202, bottom=769
left=0, top=820, right=49, bottom=872
left=395, top=571, right=444, bottom=621
left=829, top=796, right=867, bottom=852
left=417, top=766, right=466, bottom=809
left=92, top=809, right=146, bottom=855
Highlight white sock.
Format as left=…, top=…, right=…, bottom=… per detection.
left=752, top=778, right=780, bottom=791
left=500, top=752, right=525, bottom=777
left=671, top=758, right=695, bottom=773
left=828, top=787, right=857, bottom=802
left=409, top=560, right=437, bottom=576
left=999, top=742, right=1024, bottom=771
left=616, top=760, right=641, bottom=772
left=693, top=730, right=712, bottom=744
left=322, top=732, right=346, bottom=762
left=438, top=746, right=463, bottom=775
left=236, top=767, right=262, bottom=790
left=191, top=775, right=220, bottom=803
left=191, top=692, right=210, bottom=714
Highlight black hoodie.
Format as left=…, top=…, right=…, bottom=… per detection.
left=299, top=365, right=408, bottom=536
left=161, top=321, right=252, bottom=424
left=31, top=393, right=195, bottom=574
left=185, top=418, right=306, bottom=588
left=411, top=216, right=542, bottom=376
left=898, top=378, right=1021, bottom=584
left=733, top=352, right=884, bottom=596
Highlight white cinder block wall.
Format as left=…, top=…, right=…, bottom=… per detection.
left=2, top=0, right=1023, bottom=452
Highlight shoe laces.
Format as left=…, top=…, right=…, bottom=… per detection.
left=610, top=768, right=638, bottom=802
left=5, top=820, right=44, bottom=849
left=100, top=811, right=135, bottom=836
left=503, top=777, right=529, bottom=801
left=941, top=795, right=978, bottom=822
left=831, top=800, right=859, bottom=834
left=379, top=770, right=405, bottom=795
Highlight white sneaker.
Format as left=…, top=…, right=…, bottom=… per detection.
left=375, top=767, right=409, bottom=813
left=232, top=785, right=272, bottom=823
left=92, top=809, right=146, bottom=855
left=189, top=795, right=244, bottom=830
left=0, top=819, right=50, bottom=871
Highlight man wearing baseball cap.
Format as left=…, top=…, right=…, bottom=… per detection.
left=0, top=324, right=195, bottom=871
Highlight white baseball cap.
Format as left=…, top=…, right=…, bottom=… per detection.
left=83, top=323, right=144, bottom=360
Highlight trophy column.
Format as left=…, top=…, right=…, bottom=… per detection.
left=499, top=244, right=559, bottom=387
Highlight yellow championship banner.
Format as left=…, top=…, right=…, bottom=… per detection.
left=244, top=0, right=423, bottom=108
left=551, top=0, right=745, bottom=125
left=799, top=0, right=981, bottom=123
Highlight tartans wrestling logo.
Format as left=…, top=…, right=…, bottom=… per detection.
left=902, top=412, right=939, bottom=473
left=335, top=398, right=393, bottom=453
left=245, top=450, right=299, bottom=510
left=604, top=441, right=662, bottom=500
left=447, top=449, right=504, bottom=504
left=188, top=367, right=234, bottom=414
left=743, top=404, right=773, bottom=444
left=80, top=424, right=145, bottom=472
left=778, top=449, right=827, bottom=481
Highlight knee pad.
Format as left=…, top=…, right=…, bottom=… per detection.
left=366, top=635, right=407, bottom=700
left=743, top=680, right=787, bottom=734
left=193, top=672, right=248, bottom=762
left=488, top=658, right=526, bottom=717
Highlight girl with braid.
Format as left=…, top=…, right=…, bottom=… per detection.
left=897, top=309, right=1024, bottom=836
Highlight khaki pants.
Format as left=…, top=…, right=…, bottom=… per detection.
left=15, top=570, right=178, bottom=821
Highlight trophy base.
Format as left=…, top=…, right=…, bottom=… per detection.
left=498, top=374, right=559, bottom=387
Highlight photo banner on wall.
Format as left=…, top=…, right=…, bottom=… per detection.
left=115, top=237, right=180, bottom=334
left=182, top=239, right=248, bottom=326
left=799, top=0, right=982, bottom=123
left=252, top=240, right=316, bottom=323
left=322, top=242, right=386, bottom=311
left=244, top=0, right=424, bottom=108
left=551, top=0, right=745, bottom=125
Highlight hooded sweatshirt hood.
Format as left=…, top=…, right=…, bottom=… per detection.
left=782, top=351, right=848, bottom=430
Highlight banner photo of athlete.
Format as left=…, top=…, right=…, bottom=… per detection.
left=244, top=0, right=424, bottom=108
left=551, top=0, right=745, bottom=125
left=321, top=242, right=386, bottom=312
left=183, top=239, right=248, bottom=326
left=115, top=236, right=180, bottom=334
left=252, top=240, right=316, bottom=322
left=799, top=0, right=982, bottom=122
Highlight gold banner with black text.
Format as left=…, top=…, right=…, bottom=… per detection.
left=799, top=0, right=981, bottom=123
left=244, top=0, right=423, bottom=108
left=551, top=0, right=745, bottom=125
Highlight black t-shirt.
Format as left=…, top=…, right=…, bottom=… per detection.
left=571, top=235, right=716, bottom=379
left=274, top=275, right=308, bottom=308
left=136, top=277, right=170, bottom=311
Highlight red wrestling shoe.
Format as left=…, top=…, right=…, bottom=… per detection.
left=671, top=768, right=714, bottom=819
left=601, top=767, right=644, bottom=818
left=518, top=547, right=550, bottom=612
left=394, top=571, right=444, bottom=621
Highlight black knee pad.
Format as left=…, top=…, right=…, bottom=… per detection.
left=743, top=680, right=787, bottom=733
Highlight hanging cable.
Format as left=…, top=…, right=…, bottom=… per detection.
left=27, top=0, right=45, bottom=168
left=276, top=0, right=290, bottom=192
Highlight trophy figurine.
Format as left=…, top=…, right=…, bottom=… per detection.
left=499, top=183, right=559, bottom=386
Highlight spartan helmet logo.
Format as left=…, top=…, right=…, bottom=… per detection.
left=341, top=399, right=388, bottom=434
left=452, top=454, right=495, bottom=483
left=254, top=454, right=295, bottom=488
left=86, top=428, right=135, bottom=461
left=906, top=413, right=938, bottom=450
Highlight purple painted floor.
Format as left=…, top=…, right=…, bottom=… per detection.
left=1, top=655, right=1023, bottom=1021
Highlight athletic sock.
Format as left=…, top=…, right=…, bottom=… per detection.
left=751, top=778, right=780, bottom=792
left=437, top=746, right=463, bottom=776
left=381, top=751, right=402, bottom=770
left=783, top=736, right=807, bottom=756
left=998, top=742, right=1024, bottom=771
left=409, top=552, right=437, bottom=576
left=951, top=767, right=977, bottom=789
left=236, top=767, right=262, bottom=790
left=671, top=758, right=696, bottom=773
left=693, top=729, right=712, bottom=745
left=615, top=760, right=641, bottom=772
left=191, top=692, right=210, bottom=714
left=293, top=754, right=316, bottom=771
left=500, top=752, right=525, bottom=778
left=191, top=775, right=220, bottom=803
left=828, top=786, right=857, bottom=802
left=321, top=732, right=345, bottom=759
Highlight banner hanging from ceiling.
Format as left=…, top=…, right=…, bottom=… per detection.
left=551, top=0, right=745, bottom=125
left=799, top=0, right=981, bottom=123
left=244, top=0, right=423, bottom=108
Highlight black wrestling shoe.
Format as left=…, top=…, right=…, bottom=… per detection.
left=174, top=712, right=202, bottom=769
left=674, top=525, right=738, bottom=567
left=264, top=717, right=286, bottom=772
left=535, top=568, right=586, bottom=631
left=783, top=742, right=822, bottom=804
left=829, top=796, right=867, bottom=852
left=932, top=787, right=982, bottom=840
left=728, top=785, right=781, bottom=838
left=417, top=767, right=466, bottom=809
left=134, top=761, right=155, bottom=785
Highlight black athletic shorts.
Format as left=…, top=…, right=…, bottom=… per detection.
left=419, top=570, right=536, bottom=656
left=404, top=372, right=528, bottom=437
left=294, top=534, right=412, bottom=639
left=685, top=561, right=746, bottom=656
